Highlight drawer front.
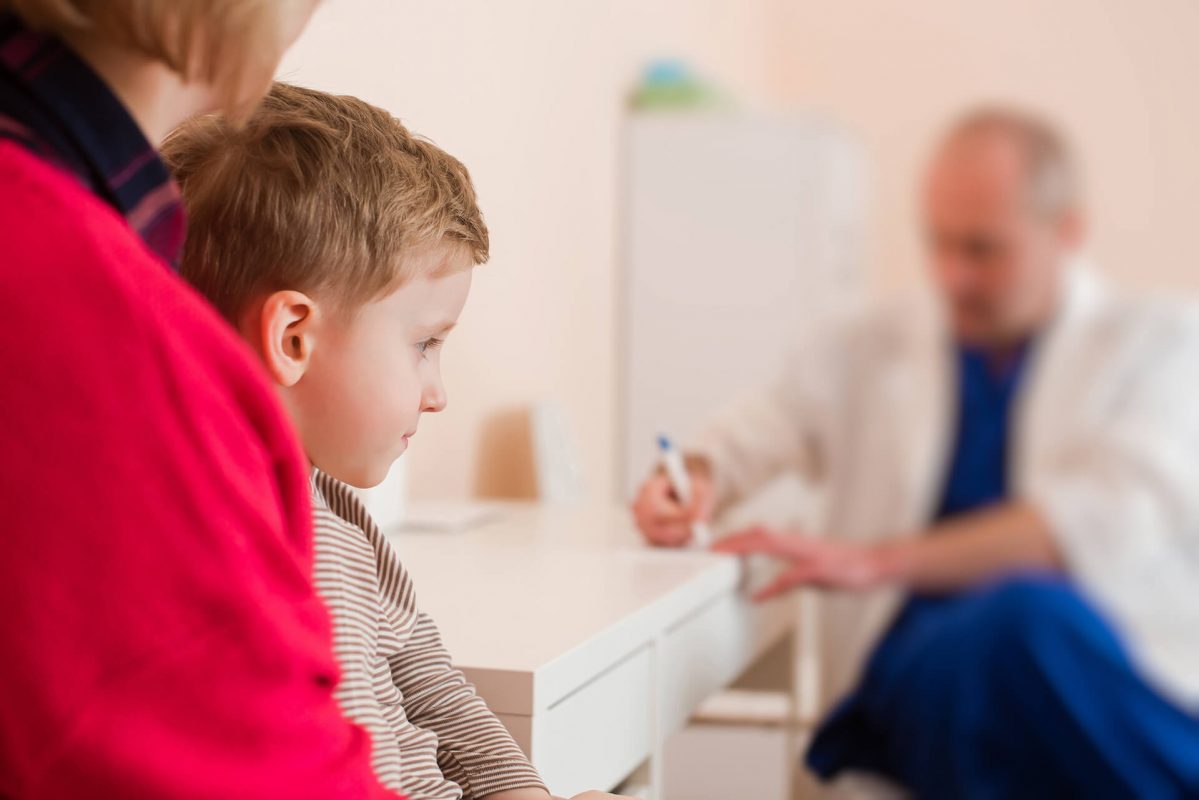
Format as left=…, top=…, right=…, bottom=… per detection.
left=660, top=590, right=792, bottom=734
left=533, top=645, right=654, bottom=796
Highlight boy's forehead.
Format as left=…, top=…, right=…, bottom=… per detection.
left=407, top=242, right=473, bottom=273
left=383, top=266, right=472, bottom=328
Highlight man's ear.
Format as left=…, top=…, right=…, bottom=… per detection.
left=257, top=290, right=320, bottom=387
left=1057, top=208, right=1086, bottom=251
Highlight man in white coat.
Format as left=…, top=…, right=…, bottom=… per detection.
left=633, top=108, right=1199, bottom=797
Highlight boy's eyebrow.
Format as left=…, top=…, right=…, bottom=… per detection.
left=417, top=320, right=458, bottom=336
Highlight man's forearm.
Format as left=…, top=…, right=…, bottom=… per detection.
left=877, top=501, right=1064, bottom=592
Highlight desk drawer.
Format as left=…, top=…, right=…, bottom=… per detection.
left=533, top=645, right=654, bottom=796
left=660, top=590, right=792, bottom=734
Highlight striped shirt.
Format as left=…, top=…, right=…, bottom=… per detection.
left=0, top=13, right=186, bottom=268
left=312, top=470, right=547, bottom=799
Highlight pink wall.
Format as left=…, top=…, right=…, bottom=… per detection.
left=767, top=0, right=1199, bottom=294
left=281, top=0, right=1199, bottom=502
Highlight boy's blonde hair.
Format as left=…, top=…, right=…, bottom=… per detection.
left=163, top=82, right=489, bottom=320
left=1, top=0, right=302, bottom=107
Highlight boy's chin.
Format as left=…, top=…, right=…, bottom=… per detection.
left=354, top=464, right=396, bottom=490
left=324, top=440, right=407, bottom=490
left=333, top=461, right=395, bottom=491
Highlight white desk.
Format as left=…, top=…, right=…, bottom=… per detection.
left=389, top=504, right=795, bottom=799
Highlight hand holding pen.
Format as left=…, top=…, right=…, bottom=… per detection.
left=631, top=436, right=716, bottom=548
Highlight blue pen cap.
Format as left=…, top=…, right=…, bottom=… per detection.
left=657, top=435, right=673, bottom=451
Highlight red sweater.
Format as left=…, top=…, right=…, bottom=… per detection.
left=0, top=143, right=397, bottom=797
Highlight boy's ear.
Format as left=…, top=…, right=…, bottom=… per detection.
left=257, top=290, right=319, bottom=387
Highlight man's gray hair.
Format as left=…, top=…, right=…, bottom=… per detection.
left=942, top=106, right=1081, bottom=219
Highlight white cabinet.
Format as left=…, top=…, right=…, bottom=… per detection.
left=620, top=113, right=867, bottom=525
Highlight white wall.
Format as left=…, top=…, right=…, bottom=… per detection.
left=279, top=0, right=783, bottom=502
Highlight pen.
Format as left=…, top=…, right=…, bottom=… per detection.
left=657, top=434, right=713, bottom=548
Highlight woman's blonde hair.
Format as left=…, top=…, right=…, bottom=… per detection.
left=1, top=0, right=307, bottom=108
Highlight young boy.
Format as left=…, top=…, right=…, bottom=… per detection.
left=163, top=84, right=630, bottom=800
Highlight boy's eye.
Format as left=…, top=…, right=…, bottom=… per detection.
left=417, top=337, right=444, bottom=356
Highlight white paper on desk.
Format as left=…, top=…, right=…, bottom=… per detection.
left=389, top=503, right=505, bottom=534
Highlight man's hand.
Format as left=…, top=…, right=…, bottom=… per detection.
left=714, top=502, right=1063, bottom=600
left=713, top=525, right=892, bottom=601
left=631, top=457, right=715, bottom=548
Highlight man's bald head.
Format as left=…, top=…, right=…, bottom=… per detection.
left=924, top=107, right=1085, bottom=346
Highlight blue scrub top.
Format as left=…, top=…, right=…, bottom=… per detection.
left=933, top=341, right=1033, bottom=521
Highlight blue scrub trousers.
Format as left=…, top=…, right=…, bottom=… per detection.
left=807, top=575, right=1199, bottom=798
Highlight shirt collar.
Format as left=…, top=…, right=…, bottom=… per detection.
left=957, top=337, right=1034, bottom=385
left=0, top=13, right=185, bottom=268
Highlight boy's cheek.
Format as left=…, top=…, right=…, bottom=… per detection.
left=365, top=377, right=423, bottom=451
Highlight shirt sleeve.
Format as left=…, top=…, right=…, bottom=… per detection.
left=692, top=314, right=848, bottom=511
left=1026, top=304, right=1199, bottom=686
left=386, top=591, right=547, bottom=799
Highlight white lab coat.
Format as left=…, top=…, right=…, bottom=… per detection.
left=694, top=263, right=1199, bottom=710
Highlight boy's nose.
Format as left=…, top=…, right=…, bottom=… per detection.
left=422, top=380, right=447, bottom=414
